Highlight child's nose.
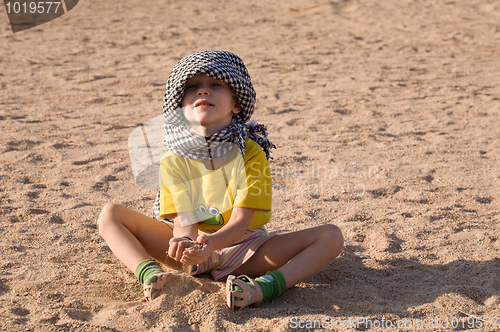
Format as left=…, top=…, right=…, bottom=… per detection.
left=197, top=84, right=210, bottom=96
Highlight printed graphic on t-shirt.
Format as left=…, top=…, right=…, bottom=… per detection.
left=195, top=204, right=224, bottom=225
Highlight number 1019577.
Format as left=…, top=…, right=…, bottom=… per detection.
left=6, top=2, right=61, bottom=14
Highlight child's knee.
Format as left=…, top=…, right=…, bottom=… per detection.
left=97, top=203, right=121, bottom=234
left=318, top=224, right=344, bottom=256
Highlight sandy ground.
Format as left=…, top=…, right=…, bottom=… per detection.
left=1, top=0, right=500, bottom=331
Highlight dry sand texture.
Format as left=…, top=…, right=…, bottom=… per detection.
left=1, top=0, right=499, bottom=331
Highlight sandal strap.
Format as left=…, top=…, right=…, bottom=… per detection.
left=227, top=275, right=263, bottom=310
left=143, top=273, right=169, bottom=301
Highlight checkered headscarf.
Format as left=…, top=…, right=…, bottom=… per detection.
left=162, top=50, right=275, bottom=160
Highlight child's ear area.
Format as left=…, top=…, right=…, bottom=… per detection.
left=232, top=105, right=242, bottom=114
left=232, top=96, right=242, bottom=114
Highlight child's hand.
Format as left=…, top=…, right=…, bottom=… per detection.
left=168, top=237, right=191, bottom=262
left=180, top=234, right=212, bottom=266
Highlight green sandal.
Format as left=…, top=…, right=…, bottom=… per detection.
left=143, top=273, right=170, bottom=301
left=226, top=275, right=263, bottom=310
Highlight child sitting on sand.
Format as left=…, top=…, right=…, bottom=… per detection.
left=98, top=50, right=344, bottom=309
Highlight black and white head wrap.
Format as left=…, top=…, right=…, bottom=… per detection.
left=162, top=50, right=275, bottom=160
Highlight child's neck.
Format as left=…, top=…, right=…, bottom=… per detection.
left=190, top=126, right=210, bottom=136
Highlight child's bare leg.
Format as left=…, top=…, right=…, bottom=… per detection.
left=98, top=203, right=182, bottom=272
left=232, top=224, right=344, bottom=288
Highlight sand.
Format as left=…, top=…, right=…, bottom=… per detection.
left=1, top=0, right=499, bottom=331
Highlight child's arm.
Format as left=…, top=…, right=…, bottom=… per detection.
left=206, top=207, right=254, bottom=250
left=172, top=211, right=199, bottom=239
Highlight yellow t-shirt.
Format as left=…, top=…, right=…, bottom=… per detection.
left=159, top=138, right=272, bottom=230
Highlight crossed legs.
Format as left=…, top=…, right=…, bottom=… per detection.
left=98, top=203, right=344, bottom=305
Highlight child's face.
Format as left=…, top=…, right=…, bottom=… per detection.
left=181, top=74, right=240, bottom=136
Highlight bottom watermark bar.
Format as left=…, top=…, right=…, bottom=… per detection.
left=289, top=316, right=498, bottom=330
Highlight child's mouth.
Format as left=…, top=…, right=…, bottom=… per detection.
left=195, top=100, right=214, bottom=108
